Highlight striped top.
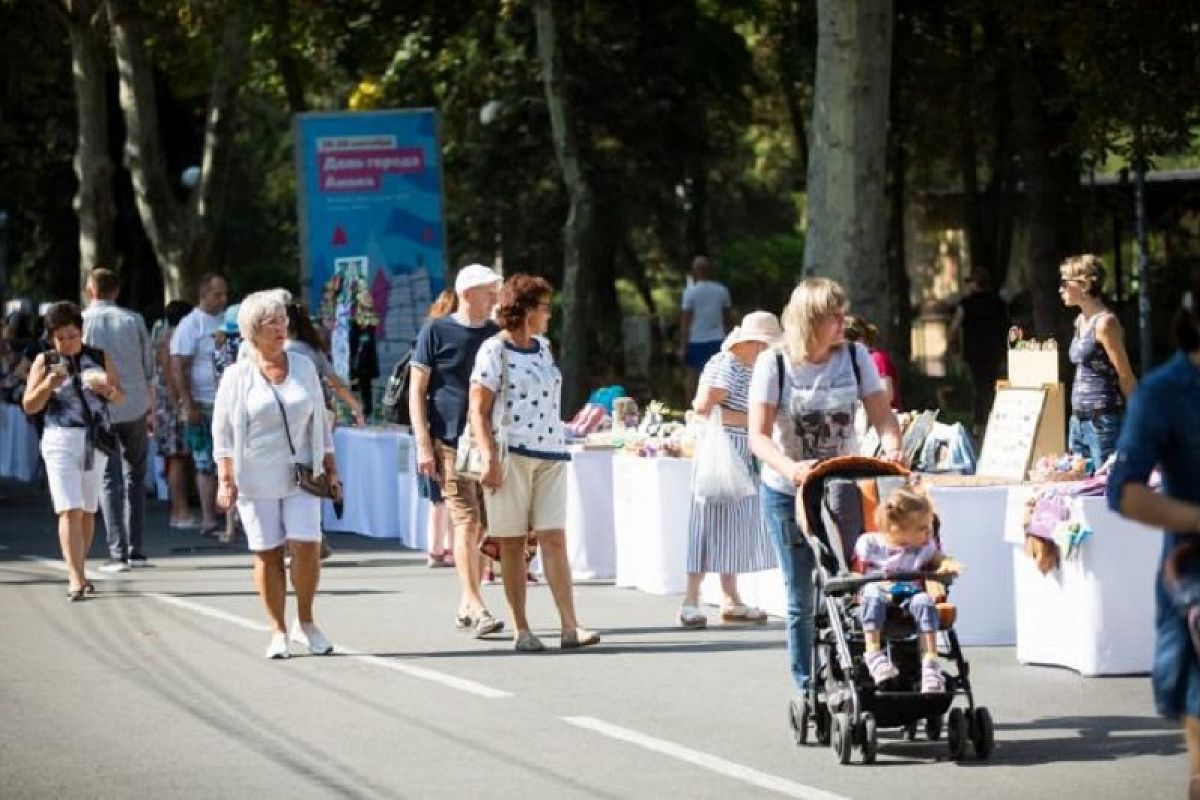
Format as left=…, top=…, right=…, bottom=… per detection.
left=1068, top=312, right=1123, bottom=413
left=699, top=351, right=753, bottom=415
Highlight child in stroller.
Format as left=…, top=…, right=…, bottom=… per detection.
left=853, top=487, right=961, bottom=693
left=788, top=456, right=993, bottom=764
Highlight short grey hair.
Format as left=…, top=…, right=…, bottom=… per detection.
left=237, top=290, right=288, bottom=356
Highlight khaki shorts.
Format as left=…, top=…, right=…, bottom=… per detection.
left=482, top=453, right=567, bottom=538
left=436, top=441, right=486, bottom=534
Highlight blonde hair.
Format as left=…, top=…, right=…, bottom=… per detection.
left=1059, top=254, right=1106, bottom=298
left=237, top=290, right=288, bottom=359
left=875, top=486, right=933, bottom=532
left=780, top=277, right=848, bottom=361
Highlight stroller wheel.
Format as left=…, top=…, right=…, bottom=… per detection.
left=925, top=714, right=943, bottom=742
left=971, top=706, right=995, bottom=760
left=859, top=712, right=878, bottom=764
left=788, top=698, right=810, bottom=746
left=947, top=708, right=969, bottom=760
left=831, top=713, right=852, bottom=765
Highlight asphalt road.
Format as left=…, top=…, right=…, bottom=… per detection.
left=0, top=477, right=1187, bottom=799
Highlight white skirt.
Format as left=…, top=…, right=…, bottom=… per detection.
left=41, top=426, right=106, bottom=514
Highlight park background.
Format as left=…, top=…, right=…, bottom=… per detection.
left=3, top=0, right=1200, bottom=417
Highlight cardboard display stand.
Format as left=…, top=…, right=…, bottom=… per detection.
left=976, top=367, right=1067, bottom=480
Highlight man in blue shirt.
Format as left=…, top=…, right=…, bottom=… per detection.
left=409, top=264, right=504, bottom=638
left=1108, top=285, right=1200, bottom=798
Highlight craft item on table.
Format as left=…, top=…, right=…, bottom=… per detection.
left=587, top=385, right=627, bottom=414
left=1008, top=326, right=1058, bottom=351
left=1021, top=484, right=1094, bottom=573
left=1029, top=453, right=1090, bottom=483
left=566, top=403, right=609, bottom=439
left=612, top=397, right=639, bottom=432
left=915, top=421, right=977, bottom=474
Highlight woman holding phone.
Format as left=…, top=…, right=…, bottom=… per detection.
left=22, top=301, right=123, bottom=601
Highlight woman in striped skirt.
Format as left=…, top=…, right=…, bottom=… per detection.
left=679, top=311, right=781, bottom=628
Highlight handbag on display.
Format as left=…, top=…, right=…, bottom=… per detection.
left=267, top=377, right=341, bottom=504
left=454, top=336, right=510, bottom=482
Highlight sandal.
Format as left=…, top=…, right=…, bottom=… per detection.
left=561, top=627, right=600, bottom=649
left=677, top=605, right=708, bottom=629
left=720, top=603, right=768, bottom=623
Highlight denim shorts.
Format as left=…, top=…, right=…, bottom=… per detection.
left=686, top=340, right=723, bottom=372
left=1068, top=411, right=1123, bottom=468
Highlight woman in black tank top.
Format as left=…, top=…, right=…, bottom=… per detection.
left=1059, top=255, right=1137, bottom=467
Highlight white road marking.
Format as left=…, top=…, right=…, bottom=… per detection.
left=335, top=647, right=512, bottom=699
left=145, top=592, right=271, bottom=632
left=562, top=716, right=850, bottom=800
left=16, top=555, right=513, bottom=699
left=19, top=555, right=114, bottom=581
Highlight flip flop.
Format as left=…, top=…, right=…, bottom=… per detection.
left=720, top=604, right=768, bottom=623
left=677, top=605, right=708, bottom=629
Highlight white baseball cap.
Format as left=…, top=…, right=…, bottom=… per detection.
left=454, top=263, right=502, bottom=294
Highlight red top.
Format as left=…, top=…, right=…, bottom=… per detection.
left=870, top=349, right=902, bottom=410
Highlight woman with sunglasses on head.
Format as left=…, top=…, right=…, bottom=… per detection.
left=1059, top=255, right=1137, bottom=468
left=748, top=277, right=902, bottom=702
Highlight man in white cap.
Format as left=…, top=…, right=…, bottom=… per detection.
left=409, top=263, right=506, bottom=638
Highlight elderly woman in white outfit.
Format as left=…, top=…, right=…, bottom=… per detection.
left=212, top=291, right=341, bottom=659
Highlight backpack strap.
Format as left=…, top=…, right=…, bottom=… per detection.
left=775, top=351, right=785, bottom=406
left=848, top=343, right=861, bottom=396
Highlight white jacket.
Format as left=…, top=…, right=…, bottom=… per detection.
left=211, top=353, right=332, bottom=498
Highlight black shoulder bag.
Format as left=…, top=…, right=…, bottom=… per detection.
left=69, top=357, right=118, bottom=467
left=266, top=377, right=341, bottom=506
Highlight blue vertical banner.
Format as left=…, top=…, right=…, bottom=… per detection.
left=294, top=109, right=447, bottom=383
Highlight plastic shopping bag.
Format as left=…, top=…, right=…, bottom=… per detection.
left=693, top=407, right=757, bottom=502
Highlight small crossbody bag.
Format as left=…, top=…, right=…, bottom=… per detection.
left=266, top=378, right=337, bottom=500
left=455, top=337, right=510, bottom=482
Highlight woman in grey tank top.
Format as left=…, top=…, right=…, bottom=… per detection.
left=1059, top=255, right=1137, bottom=467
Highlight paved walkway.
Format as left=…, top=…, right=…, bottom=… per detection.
left=0, top=477, right=1186, bottom=799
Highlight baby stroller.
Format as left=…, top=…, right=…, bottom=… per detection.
left=786, top=456, right=994, bottom=764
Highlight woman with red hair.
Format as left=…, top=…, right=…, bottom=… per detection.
left=468, top=274, right=599, bottom=652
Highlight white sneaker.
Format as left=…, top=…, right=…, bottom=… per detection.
left=291, top=622, right=334, bottom=655
left=265, top=632, right=290, bottom=659
left=99, top=559, right=130, bottom=573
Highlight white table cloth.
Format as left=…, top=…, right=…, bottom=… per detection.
left=1005, top=490, right=1160, bottom=676
left=564, top=448, right=616, bottom=579
left=613, top=455, right=694, bottom=594
left=0, top=404, right=39, bottom=482
left=928, top=485, right=1016, bottom=646
left=322, top=426, right=427, bottom=548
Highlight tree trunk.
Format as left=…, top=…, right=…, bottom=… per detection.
left=64, top=0, right=116, bottom=294
left=803, top=0, right=893, bottom=330
left=271, top=0, right=307, bottom=116
left=886, top=5, right=909, bottom=360
left=533, top=0, right=595, bottom=414
left=107, top=0, right=250, bottom=301
left=1010, top=41, right=1081, bottom=340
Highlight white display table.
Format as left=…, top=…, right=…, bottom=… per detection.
left=612, top=455, right=694, bottom=594
left=564, top=448, right=616, bottom=579
left=0, top=404, right=40, bottom=482
left=1005, top=488, right=1160, bottom=676
left=929, top=485, right=1016, bottom=646
left=322, top=426, right=427, bottom=549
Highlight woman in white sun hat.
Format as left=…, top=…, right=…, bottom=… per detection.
left=678, top=311, right=781, bottom=628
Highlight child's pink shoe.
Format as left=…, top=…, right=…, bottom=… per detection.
left=865, top=649, right=899, bottom=684
left=921, top=660, right=945, bottom=693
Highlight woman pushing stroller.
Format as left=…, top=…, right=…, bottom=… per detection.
left=852, top=487, right=962, bottom=693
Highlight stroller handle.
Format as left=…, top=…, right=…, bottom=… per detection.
left=822, top=570, right=956, bottom=597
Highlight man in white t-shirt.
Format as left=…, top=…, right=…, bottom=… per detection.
left=170, top=273, right=228, bottom=534
left=678, top=255, right=732, bottom=398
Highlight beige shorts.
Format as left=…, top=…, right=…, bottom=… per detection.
left=483, top=453, right=567, bottom=538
